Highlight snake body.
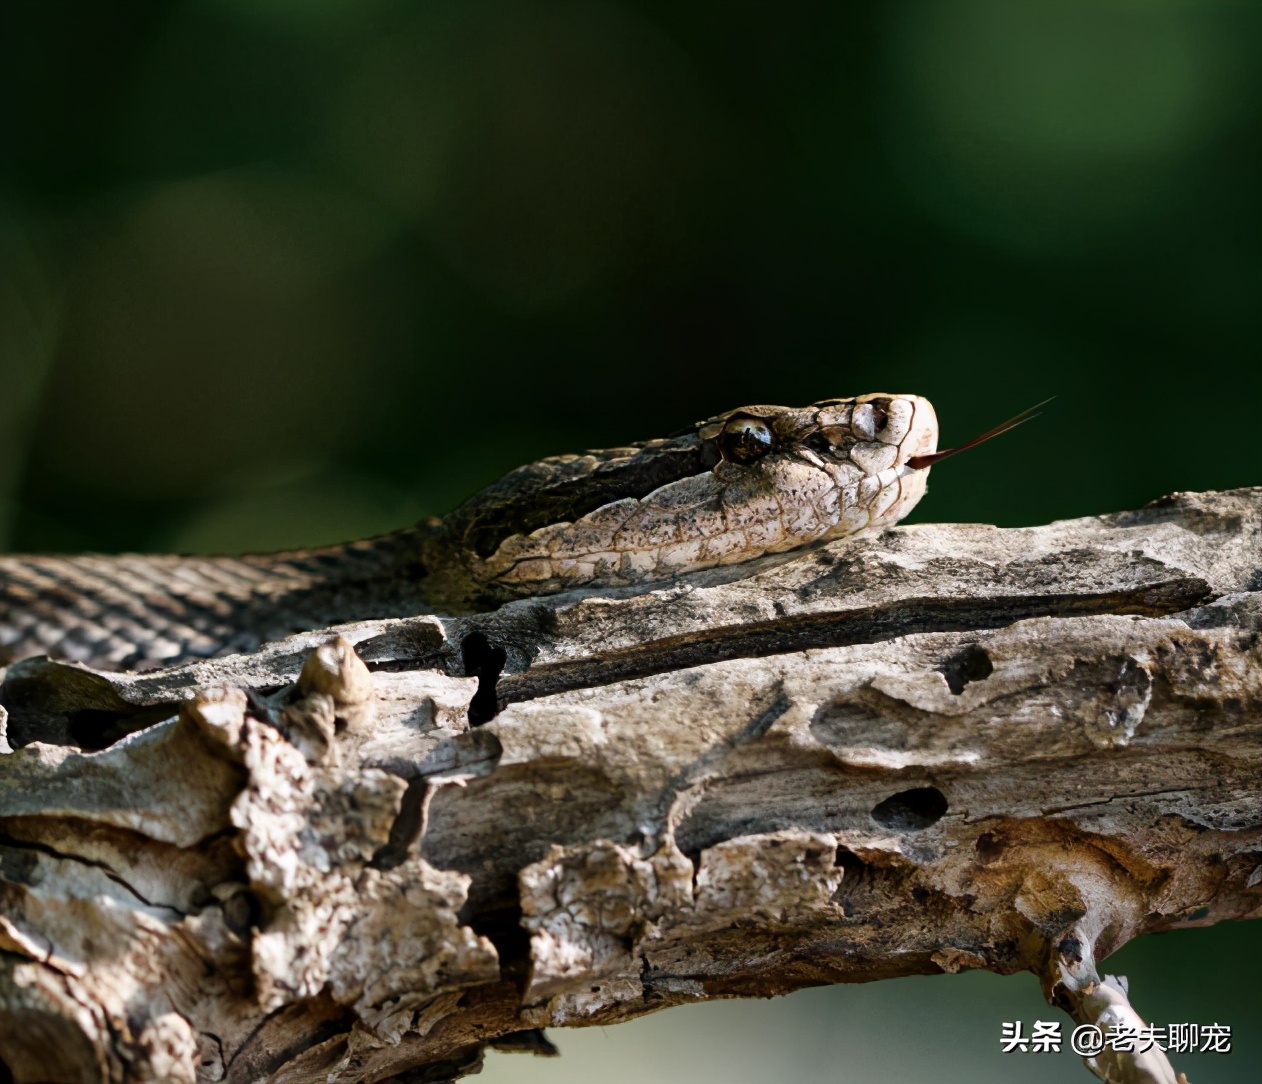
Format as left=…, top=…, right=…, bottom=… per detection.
left=0, top=394, right=938, bottom=671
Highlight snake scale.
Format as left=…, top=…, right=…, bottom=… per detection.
left=0, top=393, right=1034, bottom=672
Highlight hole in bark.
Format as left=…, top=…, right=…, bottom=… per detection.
left=684, top=848, right=703, bottom=891
left=0, top=1056, right=12, bottom=1084
left=466, top=904, right=533, bottom=987
left=66, top=708, right=162, bottom=751
left=489, top=1030, right=559, bottom=1057
left=462, top=632, right=507, bottom=725
left=871, top=786, right=948, bottom=831
left=370, top=777, right=429, bottom=871
left=975, top=831, right=1005, bottom=864
left=1057, top=935, right=1083, bottom=966
left=223, top=890, right=261, bottom=936
left=936, top=644, right=993, bottom=695
left=834, top=847, right=867, bottom=874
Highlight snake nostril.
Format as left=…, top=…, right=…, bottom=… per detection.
left=461, top=631, right=507, bottom=725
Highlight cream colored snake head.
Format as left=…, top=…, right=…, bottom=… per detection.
left=449, top=394, right=939, bottom=597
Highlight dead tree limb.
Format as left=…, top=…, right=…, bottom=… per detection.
left=1, top=487, right=1259, bottom=1083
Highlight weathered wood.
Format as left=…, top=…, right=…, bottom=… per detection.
left=1, top=487, right=1258, bottom=1083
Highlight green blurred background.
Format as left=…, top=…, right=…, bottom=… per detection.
left=1, top=1, right=1257, bottom=1080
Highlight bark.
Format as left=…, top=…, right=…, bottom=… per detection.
left=0, top=486, right=1259, bottom=1084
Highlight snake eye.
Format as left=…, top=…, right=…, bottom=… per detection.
left=718, top=416, right=774, bottom=464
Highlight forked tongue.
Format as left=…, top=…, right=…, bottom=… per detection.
left=906, top=398, right=1053, bottom=471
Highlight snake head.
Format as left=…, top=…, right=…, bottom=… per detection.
left=697, top=393, right=940, bottom=536
left=466, top=393, right=941, bottom=595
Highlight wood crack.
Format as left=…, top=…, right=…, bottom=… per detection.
left=494, top=579, right=1214, bottom=707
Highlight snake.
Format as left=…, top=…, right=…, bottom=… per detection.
left=0, top=393, right=1039, bottom=672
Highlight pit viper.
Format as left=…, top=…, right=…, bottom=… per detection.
left=0, top=394, right=1037, bottom=671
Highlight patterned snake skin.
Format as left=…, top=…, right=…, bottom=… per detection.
left=1, top=394, right=940, bottom=671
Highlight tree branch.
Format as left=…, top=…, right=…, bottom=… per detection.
left=1, top=487, right=1258, bottom=1083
